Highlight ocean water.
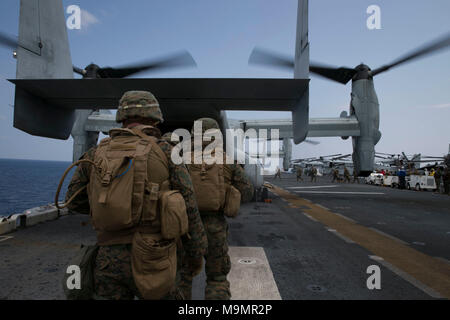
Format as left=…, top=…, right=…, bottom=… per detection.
left=0, top=159, right=74, bottom=217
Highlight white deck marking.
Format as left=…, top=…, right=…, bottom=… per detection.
left=302, top=212, right=319, bottom=222
left=368, top=256, right=444, bottom=299
left=316, top=204, right=330, bottom=210
left=330, top=211, right=357, bottom=223
left=0, top=236, right=13, bottom=242
left=368, top=227, right=409, bottom=245
left=228, top=246, right=281, bottom=300
left=287, top=185, right=338, bottom=189
left=294, top=191, right=385, bottom=195
left=326, top=228, right=355, bottom=244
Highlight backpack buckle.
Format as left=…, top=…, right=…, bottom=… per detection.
left=200, top=164, right=207, bottom=180
left=148, top=182, right=160, bottom=201
left=101, top=172, right=112, bottom=186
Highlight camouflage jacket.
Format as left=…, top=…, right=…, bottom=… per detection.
left=443, top=167, right=450, bottom=181
left=434, top=170, right=441, bottom=179
left=65, top=127, right=208, bottom=258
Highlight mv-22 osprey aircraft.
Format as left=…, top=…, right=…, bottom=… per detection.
left=1, top=0, right=450, bottom=187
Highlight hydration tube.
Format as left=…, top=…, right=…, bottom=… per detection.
left=54, top=159, right=96, bottom=210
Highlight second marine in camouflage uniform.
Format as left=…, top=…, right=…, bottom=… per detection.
left=179, top=118, right=254, bottom=300
left=444, top=156, right=450, bottom=195
left=65, top=91, right=207, bottom=299
left=343, top=167, right=351, bottom=183
left=296, top=167, right=303, bottom=182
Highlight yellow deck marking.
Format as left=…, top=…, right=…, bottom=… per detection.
left=271, top=185, right=450, bottom=299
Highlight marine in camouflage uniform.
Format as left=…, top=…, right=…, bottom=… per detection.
left=296, top=167, right=303, bottom=182
left=65, top=91, right=207, bottom=300
left=179, top=118, right=254, bottom=300
left=310, top=166, right=317, bottom=182
left=434, top=167, right=442, bottom=193
left=352, top=170, right=359, bottom=184
left=162, top=131, right=179, bottom=146
left=444, top=167, right=450, bottom=195
left=331, top=168, right=339, bottom=182
left=274, top=167, right=281, bottom=179
left=443, top=156, right=450, bottom=195
left=343, top=167, right=351, bottom=183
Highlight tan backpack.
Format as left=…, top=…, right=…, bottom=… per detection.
left=87, top=128, right=158, bottom=231
left=55, top=126, right=188, bottom=300
left=188, top=154, right=241, bottom=217
left=188, top=152, right=226, bottom=212
left=222, top=163, right=242, bottom=218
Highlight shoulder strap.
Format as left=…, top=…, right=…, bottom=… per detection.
left=130, top=127, right=169, bottom=168
left=131, top=127, right=151, bottom=140
left=132, top=139, right=153, bottom=222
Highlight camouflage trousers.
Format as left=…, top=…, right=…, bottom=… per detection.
left=94, top=244, right=182, bottom=300
left=434, top=177, right=441, bottom=192
left=444, top=179, right=450, bottom=195
left=179, top=214, right=231, bottom=300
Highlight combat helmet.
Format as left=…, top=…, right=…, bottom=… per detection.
left=162, top=131, right=180, bottom=146
left=116, top=90, right=164, bottom=123
left=192, top=117, right=220, bottom=134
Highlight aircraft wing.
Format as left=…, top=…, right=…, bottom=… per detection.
left=10, top=78, right=308, bottom=139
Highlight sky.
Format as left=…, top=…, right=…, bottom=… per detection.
left=0, top=0, right=449, bottom=162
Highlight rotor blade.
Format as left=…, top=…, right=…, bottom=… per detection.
left=304, top=139, right=320, bottom=145
left=249, top=47, right=357, bottom=84
left=98, top=50, right=197, bottom=78
left=309, top=63, right=357, bottom=85
left=248, top=47, right=294, bottom=71
left=73, top=66, right=86, bottom=76
left=0, top=32, right=17, bottom=49
left=372, top=32, right=450, bottom=76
